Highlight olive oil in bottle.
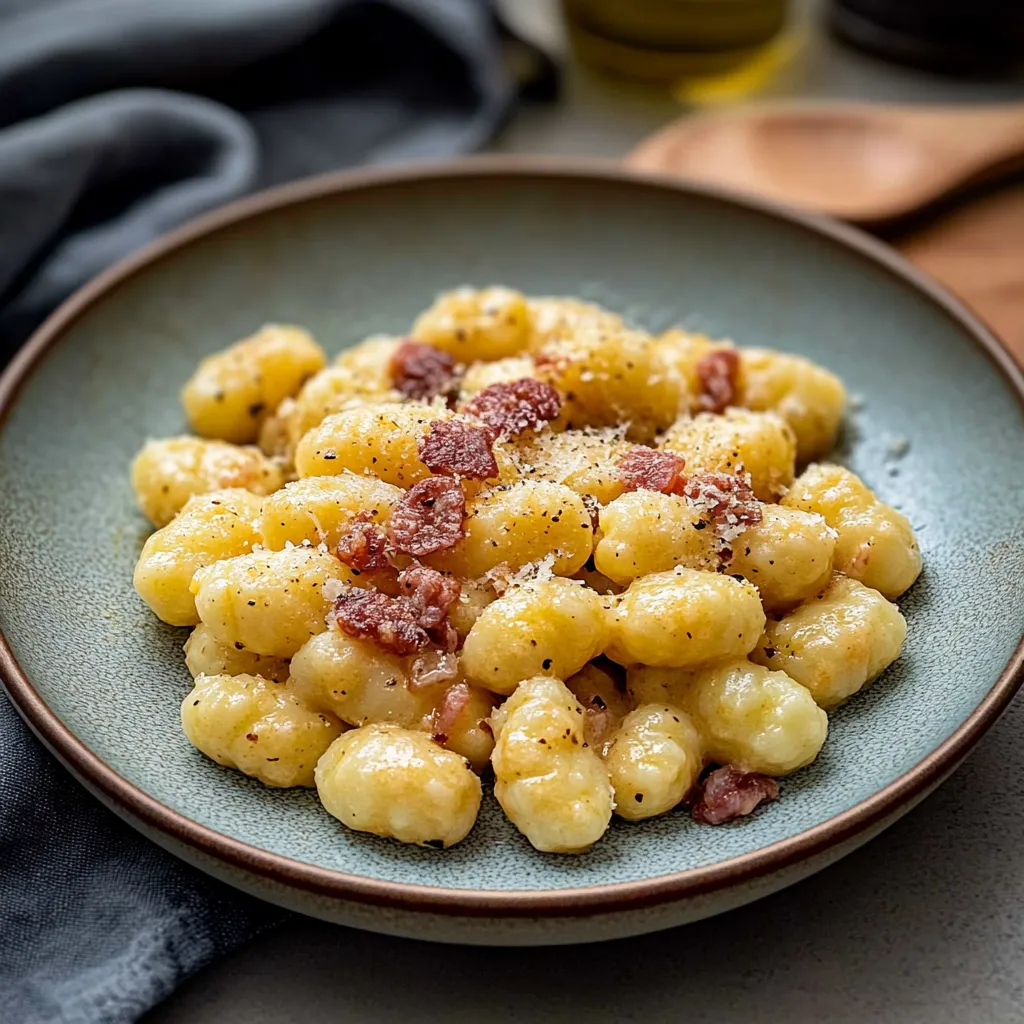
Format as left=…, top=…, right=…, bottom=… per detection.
left=562, top=0, right=790, bottom=84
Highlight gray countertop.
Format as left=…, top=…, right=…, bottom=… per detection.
left=146, top=4, right=1024, bottom=1021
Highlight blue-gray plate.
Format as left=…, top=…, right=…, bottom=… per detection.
left=1, top=159, right=1022, bottom=945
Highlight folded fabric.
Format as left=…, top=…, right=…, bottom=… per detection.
left=0, top=3, right=553, bottom=1021
left=0, top=0, right=557, bottom=352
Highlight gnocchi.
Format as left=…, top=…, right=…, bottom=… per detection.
left=425, top=480, right=594, bottom=578
left=630, top=659, right=828, bottom=776
left=132, top=289, right=921, bottom=852
left=181, top=673, right=342, bottom=788
left=490, top=676, right=614, bottom=853
left=259, top=474, right=404, bottom=550
left=461, top=577, right=609, bottom=695
left=565, top=661, right=636, bottom=752
left=594, top=489, right=714, bottom=585
left=181, top=324, right=325, bottom=444
left=736, top=348, right=847, bottom=462
left=510, top=428, right=631, bottom=505
left=604, top=704, right=704, bottom=820
left=730, top=504, right=836, bottom=611
left=533, top=324, right=680, bottom=442
left=191, top=546, right=346, bottom=658
left=133, top=489, right=263, bottom=626
left=781, top=463, right=921, bottom=599
left=183, top=623, right=289, bottom=683
left=315, top=724, right=481, bottom=848
left=132, top=437, right=282, bottom=528
left=413, top=286, right=531, bottom=362
left=289, top=629, right=436, bottom=727
left=606, top=566, right=766, bottom=668
left=752, top=574, right=907, bottom=709
left=659, top=407, right=797, bottom=503
left=294, top=401, right=449, bottom=486
left=283, top=364, right=400, bottom=451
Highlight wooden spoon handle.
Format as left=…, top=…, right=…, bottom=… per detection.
left=627, top=101, right=1024, bottom=229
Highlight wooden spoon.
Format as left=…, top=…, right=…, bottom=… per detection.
left=627, top=101, right=1024, bottom=228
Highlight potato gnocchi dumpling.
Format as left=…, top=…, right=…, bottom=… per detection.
left=259, top=474, right=404, bottom=550
left=604, top=704, right=704, bottom=820
left=289, top=629, right=440, bottom=728
left=526, top=296, right=625, bottom=352
left=606, top=566, right=765, bottom=668
left=631, top=659, right=828, bottom=776
left=594, top=490, right=714, bottom=585
left=781, top=463, right=921, bottom=599
left=183, top=623, right=289, bottom=683
left=730, top=504, right=836, bottom=611
left=651, top=329, right=728, bottom=411
left=447, top=579, right=497, bottom=640
left=191, top=546, right=346, bottom=658
left=413, top=286, right=531, bottom=362
left=294, top=401, right=449, bottom=486
left=491, top=676, right=614, bottom=853
left=752, top=575, right=907, bottom=709
left=426, top=480, right=594, bottom=578
left=659, top=407, right=796, bottom=503
left=284, top=364, right=401, bottom=450
left=315, top=724, right=482, bottom=848
left=134, top=292, right=921, bottom=852
left=511, top=428, right=631, bottom=505
left=334, top=334, right=402, bottom=379
left=132, top=436, right=283, bottom=528
left=181, top=673, right=342, bottom=788
left=533, top=325, right=679, bottom=443
left=461, top=577, right=609, bottom=695
left=435, top=684, right=501, bottom=774
left=182, top=324, right=326, bottom=444
left=737, top=348, right=847, bottom=462
left=458, top=356, right=537, bottom=401
left=133, top=489, right=263, bottom=626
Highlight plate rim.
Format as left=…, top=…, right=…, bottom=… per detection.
left=2, top=155, right=1023, bottom=919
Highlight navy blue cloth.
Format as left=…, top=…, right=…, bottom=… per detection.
left=0, top=2, right=552, bottom=1020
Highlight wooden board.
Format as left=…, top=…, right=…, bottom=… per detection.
left=892, top=183, right=1024, bottom=366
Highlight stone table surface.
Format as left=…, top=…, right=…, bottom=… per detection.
left=145, top=4, right=1024, bottom=1022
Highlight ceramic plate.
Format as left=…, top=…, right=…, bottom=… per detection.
left=1, top=159, right=1022, bottom=945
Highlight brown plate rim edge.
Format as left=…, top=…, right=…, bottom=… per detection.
left=1, top=155, right=1023, bottom=919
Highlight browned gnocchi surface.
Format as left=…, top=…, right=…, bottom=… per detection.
left=131, top=288, right=920, bottom=853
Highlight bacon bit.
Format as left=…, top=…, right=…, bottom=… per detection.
left=333, top=565, right=460, bottom=656
left=617, top=447, right=687, bottom=495
left=410, top=650, right=460, bottom=691
left=389, top=341, right=457, bottom=401
left=388, top=477, right=466, bottom=557
left=333, top=588, right=430, bottom=655
left=430, top=682, right=472, bottom=744
left=398, top=565, right=461, bottom=632
left=696, top=348, right=740, bottom=414
left=462, top=378, right=562, bottom=439
left=419, top=419, right=498, bottom=480
left=336, top=512, right=390, bottom=572
left=681, top=472, right=762, bottom=530
left=690, top=765, right=779, bottom=825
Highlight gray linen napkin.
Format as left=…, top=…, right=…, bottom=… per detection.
left=0, top=2, right=553, bottom=1020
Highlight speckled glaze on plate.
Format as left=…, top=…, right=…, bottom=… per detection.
left=1, top=159, right=1022, bottom=945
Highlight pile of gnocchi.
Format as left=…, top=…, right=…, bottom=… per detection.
left=131, top=287, right=922, bottom=854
